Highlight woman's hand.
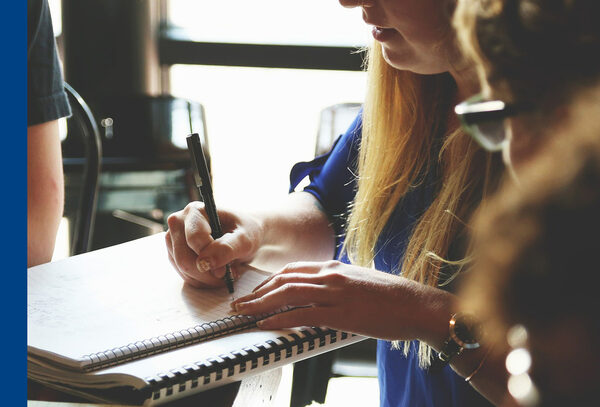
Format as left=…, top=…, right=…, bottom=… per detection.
left=231, top=260, right=455, bottom=342
left=165, top=201, right=263, bottom=288
left=165, top=192, right=337, bottom=289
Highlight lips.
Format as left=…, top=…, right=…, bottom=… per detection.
left=371, top=26, right=396, bottom=42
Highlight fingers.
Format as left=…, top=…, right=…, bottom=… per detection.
left=232, top=261, right=341, bottom=310
left=166, top=201, right=257, bottom=288
left=183, top=206, right=213, bottom=254
left=195, top=231, right=253, bottom=278
left=167, top=248, right=215, bottom=289
left=251, top=261, right=325, bottom=293
left=248, top=273, right=329, bottom=306
left=167, top=210, right=206, bottom=277
left=166, top=203, right=223, bottom=287
left=233, top=281, right=332, bottom=315
left=256, top=307, right=332, bottom=330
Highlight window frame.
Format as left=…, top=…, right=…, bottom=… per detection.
left=159, top=27, right=367, bottom=71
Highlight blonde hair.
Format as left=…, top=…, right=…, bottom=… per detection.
left=343, top=44, right=502, bottom=367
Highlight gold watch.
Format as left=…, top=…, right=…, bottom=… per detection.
left=437, top=312, right=482, bottom=366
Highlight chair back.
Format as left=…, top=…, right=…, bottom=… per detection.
left=62, top=83, right=102, bottom=255
left=315, top=102, right=361, bottom=156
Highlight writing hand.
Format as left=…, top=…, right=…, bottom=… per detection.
left=165, top=201, right=262, bottom=288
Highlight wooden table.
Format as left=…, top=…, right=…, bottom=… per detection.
left=28, top=367, right=288, bottom=407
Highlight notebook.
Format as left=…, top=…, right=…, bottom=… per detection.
left=27, top=233, right=365, bottom=406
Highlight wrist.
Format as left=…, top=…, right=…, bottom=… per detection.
left=247, top=212, right=267, bottom=258
left=414, top=287, right=457, bottom=348
left=434, top=311, right=483, bottom=368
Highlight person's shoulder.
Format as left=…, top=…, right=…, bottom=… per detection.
left=27, top=0, right=44, bottom=38
left=333, top=110, right=363, bottom=154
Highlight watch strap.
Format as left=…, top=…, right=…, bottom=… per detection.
left=438, top=337, right=463, bottom=363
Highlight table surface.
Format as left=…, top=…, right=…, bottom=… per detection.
left=28, top=367, right=286, bottom=407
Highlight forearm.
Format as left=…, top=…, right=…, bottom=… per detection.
left=28, top=121, right=64, bottom=267
left=28, top=196, right=63, bottom=266
left=251, top=192, right=336, bottom=270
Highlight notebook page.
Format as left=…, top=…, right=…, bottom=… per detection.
left=27, top=233, right=273, bottom=366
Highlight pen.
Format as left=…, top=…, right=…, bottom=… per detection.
left=186, top=133, right=235, bottom=295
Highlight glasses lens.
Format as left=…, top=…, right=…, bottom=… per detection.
left=469, top=120, right=507, bottom=152
left=456, top=94, right=508, bottom=152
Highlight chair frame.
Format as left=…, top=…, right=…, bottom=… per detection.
left=64, top=82, right=102, bottom=255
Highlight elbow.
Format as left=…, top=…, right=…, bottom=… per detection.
left=27, top=174, right=65, bottom=267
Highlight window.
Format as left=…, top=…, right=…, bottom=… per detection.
left=48, top=0, right=62, bottom=37
left=168, top=0, right=370, bottom=47
left=166, top=1, right=370, bottom=209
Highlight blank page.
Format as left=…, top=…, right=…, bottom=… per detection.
left=27, top=233, right=272, bottom=367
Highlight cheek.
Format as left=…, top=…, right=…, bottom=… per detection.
left=388, top=0, right=450, bottom=39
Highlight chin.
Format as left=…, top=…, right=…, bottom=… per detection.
left=380, top=44, right=448, bottom=75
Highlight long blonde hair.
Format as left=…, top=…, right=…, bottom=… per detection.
left=343, top=44, right=502, bottom=367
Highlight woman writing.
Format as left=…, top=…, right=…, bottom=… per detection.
left=166, top=0, right=503, bottom=405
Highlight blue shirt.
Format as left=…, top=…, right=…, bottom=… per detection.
left=289, top=113, right=492, bottom=407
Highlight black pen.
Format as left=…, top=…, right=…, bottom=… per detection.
left=186, top=133, right=235, bottom=295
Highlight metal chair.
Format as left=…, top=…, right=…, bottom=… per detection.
left=62, top=82, right=102, bottom=256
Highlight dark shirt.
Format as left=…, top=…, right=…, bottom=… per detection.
left=28, top=0, right=71, bottom=126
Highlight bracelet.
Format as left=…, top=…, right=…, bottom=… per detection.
left=465, top=345, right=493, bottom=383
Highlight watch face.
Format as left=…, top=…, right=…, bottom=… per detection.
left=450, top=313, right=482, bottom=349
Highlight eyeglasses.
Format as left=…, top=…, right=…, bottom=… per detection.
left=454, top=94, right=532, bottom=152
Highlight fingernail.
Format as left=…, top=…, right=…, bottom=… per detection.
left=197, top=259, right=211, bottom=273
left=256, top=320, right=264, bottom=327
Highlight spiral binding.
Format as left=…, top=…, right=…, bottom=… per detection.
left=81, top=314, right=269, bottom=371
left=144, top=328, right=356, bottom=402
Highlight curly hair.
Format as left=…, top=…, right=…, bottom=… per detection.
left=454, top=0, right=600, bottom=107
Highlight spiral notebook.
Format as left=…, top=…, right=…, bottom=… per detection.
left=27, top=233, right=365, bottom=406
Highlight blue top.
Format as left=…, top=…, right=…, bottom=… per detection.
left=289, top=113, right=492, bottom=407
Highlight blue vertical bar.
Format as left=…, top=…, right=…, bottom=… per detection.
left=4, top=0, right=26, bottom=406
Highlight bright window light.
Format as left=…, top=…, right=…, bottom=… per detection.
left=168, top=1, right=370, bottom=211
left=48, top=0, right=62, bottom=37
left=168, top=0, right=371, bottom=47
left=169, top=65, right=367, bottom=210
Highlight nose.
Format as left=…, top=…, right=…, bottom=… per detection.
left=338, top=0, right=375, bottom=8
